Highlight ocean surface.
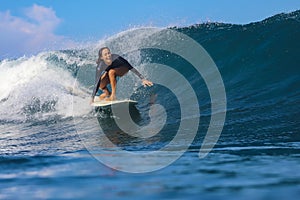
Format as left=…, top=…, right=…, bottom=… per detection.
left=0, top=10, right=299, bottom=199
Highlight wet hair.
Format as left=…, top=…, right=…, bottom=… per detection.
left=96, top=47, right=110, bottom=64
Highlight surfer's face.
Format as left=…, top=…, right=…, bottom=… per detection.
left=101, top=48, right=112, bottom=65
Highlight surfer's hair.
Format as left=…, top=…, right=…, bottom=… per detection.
left=96, top=47, right=110, bottom=65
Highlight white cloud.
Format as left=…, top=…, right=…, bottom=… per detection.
left=0, top=4, right=76, bottom=59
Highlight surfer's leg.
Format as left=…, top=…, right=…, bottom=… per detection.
left=99, top=73, right=111, bottom=100
left=99, top=87, right=110, bottom=100
left=106, top=67, right=129, bottom=101
left=107, top=70, right=117, bottom=101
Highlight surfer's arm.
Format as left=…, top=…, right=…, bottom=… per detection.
left=91, top=76, right=101, bottom=101
left=130, top=68, right=145, bottom=80
left=130, top=68, right=153, bottom=87
left=91, top=65, right=105, bottom=102
left=121, top=54, right=153, bottom=87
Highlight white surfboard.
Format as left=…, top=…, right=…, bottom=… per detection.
left=91, top=99, right=138, bottom=108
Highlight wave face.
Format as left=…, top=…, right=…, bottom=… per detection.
left=0, top=10, right=299, bottom=145
left=176, top=10, right=300, bottom=146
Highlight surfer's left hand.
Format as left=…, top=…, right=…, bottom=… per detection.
left=142, top=79, right=153, bottom=87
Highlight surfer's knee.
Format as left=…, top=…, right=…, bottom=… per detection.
left=100, top=85, right=107, bottom=90
left=108, top=69, right=116, bottom=78
left=113, top=67, right=129, bottom=77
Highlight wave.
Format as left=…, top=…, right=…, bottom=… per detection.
left=0, top=10, right=299, bottom=136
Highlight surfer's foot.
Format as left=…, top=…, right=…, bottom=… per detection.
left=105, top=95, right=116, bottom=101
left=99, top=93, right=109, bottom=100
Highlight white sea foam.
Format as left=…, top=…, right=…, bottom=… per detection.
left=0, top=52, right=91, bottom=122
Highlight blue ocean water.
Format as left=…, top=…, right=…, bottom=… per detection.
left=0, top=10, right=300, bottom=199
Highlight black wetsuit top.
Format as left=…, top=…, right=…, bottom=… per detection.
left=91, top=54, right=144, bottom=98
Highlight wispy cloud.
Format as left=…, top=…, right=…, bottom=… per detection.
left=0, top=4, right=76, bottom=59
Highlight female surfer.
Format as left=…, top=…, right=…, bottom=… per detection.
left=91, top=47, right=153, bottom=103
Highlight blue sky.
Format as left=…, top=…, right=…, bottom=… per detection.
left=1, top=0, right=300, bottom=59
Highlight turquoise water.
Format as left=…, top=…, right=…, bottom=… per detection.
left=0, top=10, right=299, bottom=199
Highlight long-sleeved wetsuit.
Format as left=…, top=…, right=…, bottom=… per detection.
left=91, top=54, right=144, bottom=98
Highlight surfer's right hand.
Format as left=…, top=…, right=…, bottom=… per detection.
left=90, top=98, right=94, bottom=105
